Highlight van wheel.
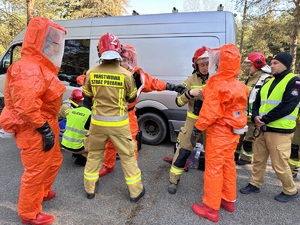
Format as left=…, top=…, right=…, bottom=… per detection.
left=0, top=97, right=4, bottom=115
left=138, top=113, right=167, bottom=145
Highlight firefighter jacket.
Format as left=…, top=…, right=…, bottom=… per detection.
left=246, top=70, right=272, bottom=116
left=61, top=106, right=91, bottom=150
left=58, top=99, right=78, bottom=121
left=176, top=73, right=206, bottom=120
left=82, top=60, right=137, bottom=129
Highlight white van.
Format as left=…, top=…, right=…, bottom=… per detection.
left=0, top=11, right=236, bottom=145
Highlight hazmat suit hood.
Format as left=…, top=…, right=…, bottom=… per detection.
left=21, top=17, right=66, bottom=74
left=196, top=43, right=248, bottom=131
left=0, top=17, right=67, bottom=133
left=208, top=43, right=241, bottom=81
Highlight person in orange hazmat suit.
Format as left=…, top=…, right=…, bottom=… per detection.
left=0, top=17, right=66, bottom=225
left=191, top=44, right=248, bottom=223
left=99, top=45, right=185, bottom=177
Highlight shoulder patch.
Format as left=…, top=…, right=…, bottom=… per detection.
left=291, top=88, right=299, bottom=96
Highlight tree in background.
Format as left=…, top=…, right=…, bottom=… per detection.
left=1, top=0, right=300, bottom=73
left=26, top=0, right=34, bottom=24
left=235, top=0, right=299, bottom=73
left=0, top=0, right=128, bottom=55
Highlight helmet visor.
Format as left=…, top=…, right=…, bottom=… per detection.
left=208, top=49, right=220, bottom=77
left=42, top=26, right=65, bottom=67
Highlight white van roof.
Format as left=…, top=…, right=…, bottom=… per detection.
left=11, top=11, right=236, bottom=44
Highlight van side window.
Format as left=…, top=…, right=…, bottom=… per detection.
left=60, top=39, right=90, bottom=77
left=0, top=44, right=22, bottom=74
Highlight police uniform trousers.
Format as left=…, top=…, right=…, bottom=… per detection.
left=250, top=132, right=297, bottom=195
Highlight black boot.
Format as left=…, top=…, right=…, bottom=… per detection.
left=72, top=154, right=87, bottom=166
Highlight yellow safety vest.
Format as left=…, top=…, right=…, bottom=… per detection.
left=62, top=107, right=91, bottom=150
left=259, top=73, right=298, bottom=129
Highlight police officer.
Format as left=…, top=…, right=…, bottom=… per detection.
left=240, top=52, right=300, bottom=203
left=168, top=46, right=208, bottom=194
left=61, top=105, right=91, bottom=166
left=82, top=33, right=145, bottom=202
left=236, top=52, right=272, bottom=165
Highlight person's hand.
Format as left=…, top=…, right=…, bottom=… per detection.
left=254, top=116, right=265, bottom=129
left=190, top=89, right=203, bottom=97
left=36, top=121, right=55, bottom=152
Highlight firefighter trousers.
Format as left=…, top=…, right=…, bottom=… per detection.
left=84, top=124, right=143, bottom=198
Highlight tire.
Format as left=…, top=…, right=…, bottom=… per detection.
left=138, top=112, right=167, bottom=145
left=0, top=97, right=4, bottom=115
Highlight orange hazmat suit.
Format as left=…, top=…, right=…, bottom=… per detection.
left=195, top=44, right=248, bottom=210
left=0, top=17, right=66, bottom=219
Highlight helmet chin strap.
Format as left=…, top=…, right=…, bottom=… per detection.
left=197, top=71, right=209, bottom=83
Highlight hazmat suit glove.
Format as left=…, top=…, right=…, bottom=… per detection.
left=133, top=72, right=142, bottom=89
left=36, top=121, right=55, bottom=152
left=166, top=82, right=175, bottom=91
left=174, top=84, right=186, bottom=94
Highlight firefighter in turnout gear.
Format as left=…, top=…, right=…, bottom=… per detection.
left=99, top=45, right=185, bottom=177
left=82, top=33, right=145, bottom=202
left=168, top=46, right=209, bottom=194
left=289, top=112, right=300, bottom=178
left=58, top=89, right=84, bottom=121
left=236, top=52, right=272, bottom=165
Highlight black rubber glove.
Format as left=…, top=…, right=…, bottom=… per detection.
left=133, top=72, right=142, bottom=89
left=36, top=121, right=55, bottom=152
left=166, top=82, right=175, bottom=91
left=193, top=99, right=203, bottom=116
left=174, top=84, right=186, bottom=94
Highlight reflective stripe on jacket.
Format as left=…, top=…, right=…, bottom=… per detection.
left=61, top=107, right=91, bottom=149
left=259, top=73, right=298, bottom=129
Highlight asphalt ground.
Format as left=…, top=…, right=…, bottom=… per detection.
left=0, top=138, right=299, bottom=225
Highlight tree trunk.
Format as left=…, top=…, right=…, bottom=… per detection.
left=26, top=0, right=35, bottom=25
left=239, top=0, right=248, bottom=54
left=290, top=0, right=300, bottom=73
